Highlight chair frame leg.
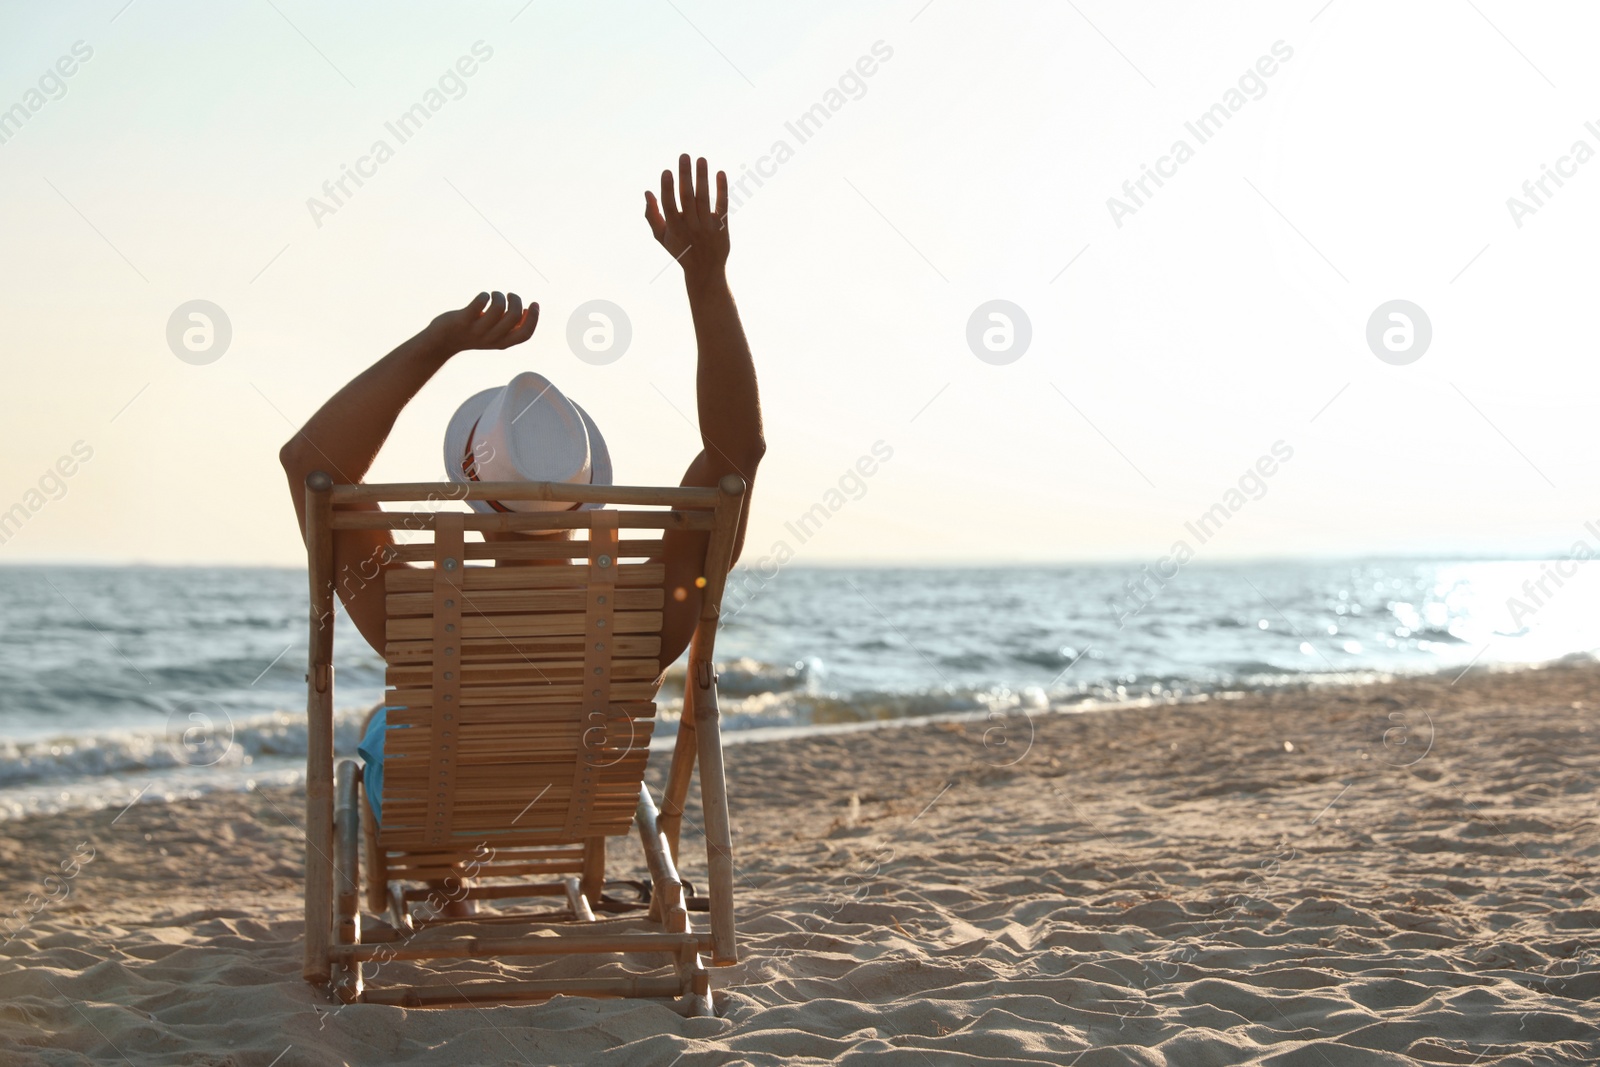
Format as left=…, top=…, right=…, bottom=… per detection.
left=302, top=472, right=336, bottom=985
left=359, top=757, right=389, bottom=917
left=580, top=837, right=605, bottom=905
left=691, top=669, right=738, bottom=965
left=637, top=785, right=688, bottom=933
left=676, top=944, right=714, bottom=1017
left=332, top=759, right=364, bottom=1003
left=563, top=876, right=597, bottom=922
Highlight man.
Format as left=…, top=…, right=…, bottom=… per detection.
left=278, top=155, right=764, bottom=852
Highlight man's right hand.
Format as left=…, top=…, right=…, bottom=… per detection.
left=425, top=291, right=539, bottom=355
left=644, top=154, right=730, bottom=285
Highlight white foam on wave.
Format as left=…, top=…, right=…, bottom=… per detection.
left=2, top=653, right=1583, bottom=821
left=0, top=705, right=374, bottom=790
left=0, top=671, right=1056, bottom=819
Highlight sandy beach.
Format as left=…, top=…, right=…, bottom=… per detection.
left=1, top=662, right=1596, bottom=1065
left=9, top=0, right=1600, bottom=1062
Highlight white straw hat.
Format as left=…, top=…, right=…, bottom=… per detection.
left=442, top=371, right=612, bottom=512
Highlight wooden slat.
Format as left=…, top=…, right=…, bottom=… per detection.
left=380, top=681, right=656, bottom=703
left=383, top=846, right=583, bottom=867
left=332, top=510, right=712, bottom=532
left=383, top=778, right=647, bottom=801
left=382, top=815, right=638, bottom=835
left=386, top=844, right=586, bottom=860
left=385, top=774, right=649, bottom=796
left=427, top=886, right=570, bottom=908
left=384, top=681, right=661, bottom=707
left=383, top=729, right=655, bottom=754
left=384, top=816, right=639, bottom=837
left=389, top=815, right=635, bottom=834
left=381, top=790, right=643, bottom=808
left=378, top=826, right=633, bottom=851
left=420, top=761, right=651, bottom=781
left=383, top=770, right=645, bottom=792
left=385, top=563, right=664, bottom=592
left=388, top=539, right=664, bottom=563
left=384, top=610, right=662, bottom=642
left=381, top=753, right=650, bottom=776
left=332, top=480, right=719, bottom=508
left=384, top=779, right=648, bottom=801
left=380, top=779, right=646, bottom=803
left=382, top=731, right=656, bottom=755
left=386, top=659, right=660, bottom=688
left=385, top=586, right=664, bottom=618
left=383, top=744, right=653, bottom=770
left=385, top=810, right=640, bottom=828
left=380, top=764, right=643, bottom=790
left=381, top=772, right=645, bottom=791
left=409, top=719, right=655, bottom=741
left=384, top=634, right=661, bottom=666
left=379, top=701, right=655, bottom=726
left=384, top=755, right=645, bottom=775
left=379, top=858, right=587, bottom=878
left=337, top=931, right=704, bottom=962
left=380, top=797, right=642, bottom=820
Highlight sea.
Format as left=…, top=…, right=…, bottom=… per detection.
left=0, top=559, right=1595, bottom=820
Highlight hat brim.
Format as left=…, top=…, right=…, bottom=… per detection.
left=443, top=387, right=613, bottom=513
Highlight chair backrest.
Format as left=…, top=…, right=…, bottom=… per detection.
left=320, top=478, right=746, bottom=854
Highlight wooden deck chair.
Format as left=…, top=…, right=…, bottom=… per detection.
left=298, top=471, right=746, bottom=1014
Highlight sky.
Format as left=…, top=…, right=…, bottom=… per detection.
left=2, top=0, right=1598, bottom=567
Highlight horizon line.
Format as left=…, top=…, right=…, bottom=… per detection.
left=0, top=551, right=1584, bottom=571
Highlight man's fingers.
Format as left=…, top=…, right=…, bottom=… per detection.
left=714, top=170, right=728, bottom=224
left=484, top=292, right=523, bottom=344
left=643, top=191, right=668, bottom=243
left=476, top=291, right=507, bottom=334
left=509, top=302, right=540, bottom=344
left=694, top=157, right=711, bottom=220
left=678, top=153, right=698, bottom=224
left=660, top=170, right=679, bottom=221
left=464, top=291, right=491, bottom=316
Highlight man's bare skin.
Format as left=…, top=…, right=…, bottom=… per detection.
left=279, top=154, right=764, bottom=670
left=277, top=154, right=764, bottom=911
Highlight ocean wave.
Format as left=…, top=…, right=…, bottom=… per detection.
left=657, top=656, right=818, bottom=698
left=937, top=652, right=994, bottom=671
left=0, top=670, right=1051, bottom=795
left=1411, top=627, right=1469, bottom=645
left=0, top=657, right=826, bottom=794
left=0, top=706, right=375, bottom=790
left=3, top=643, right=1595, bottom=820
left=1224, top=659, right=1313, bottom=676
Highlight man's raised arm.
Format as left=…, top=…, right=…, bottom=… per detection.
left=648, top=154, right=766, bottom=668
left=646, top=154, right=767, bottom=556
left=277, top=293, right=538, bottom=651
